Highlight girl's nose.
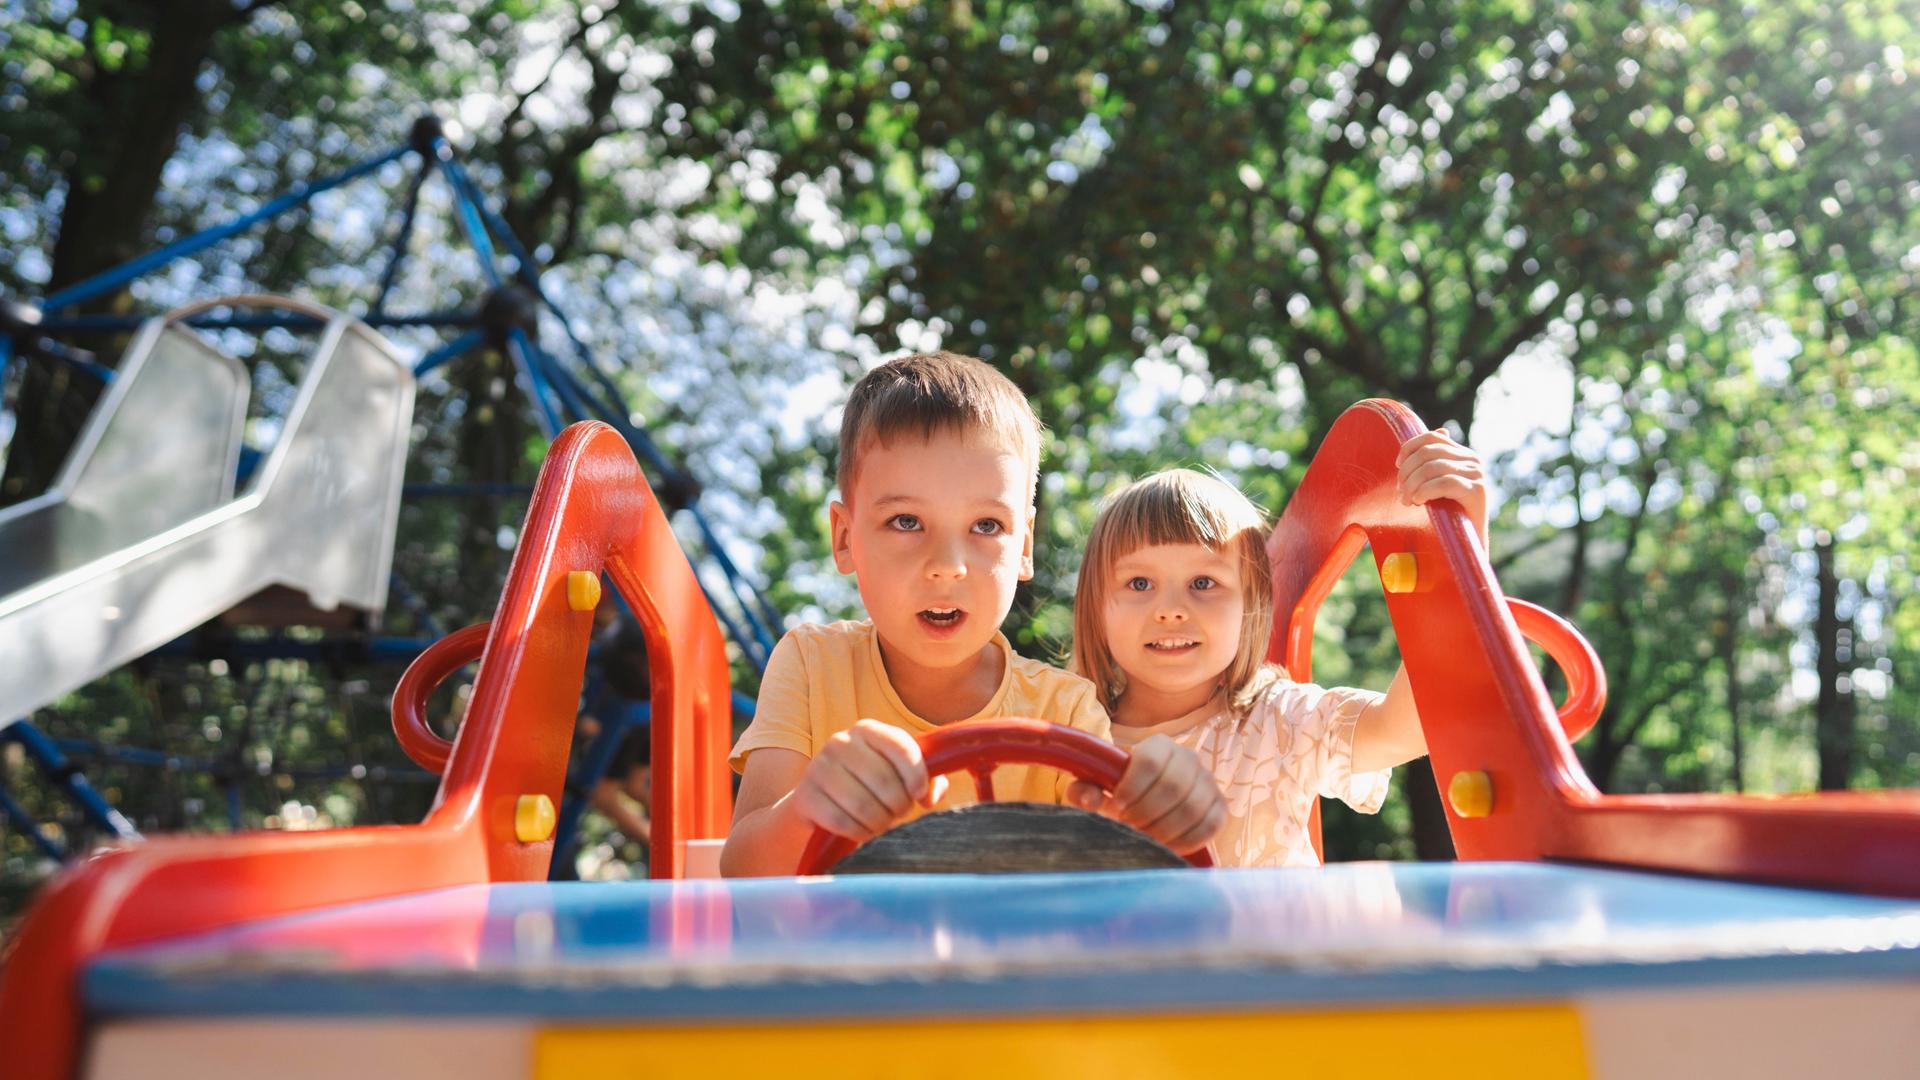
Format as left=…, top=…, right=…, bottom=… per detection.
left=1154, top=604, right=1188, bottom=623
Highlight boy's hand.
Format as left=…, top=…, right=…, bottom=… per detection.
left=791, top=719, right=949, bottom=842
left=1395, top=429, right=1490, bottom=542
left=1067, top=735, right=1225, bottom=855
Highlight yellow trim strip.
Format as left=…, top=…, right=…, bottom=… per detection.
left=536, top=1004, right=1587, bottom=1078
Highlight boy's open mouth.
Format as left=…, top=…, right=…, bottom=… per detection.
left=918, top=607, right=965, bottom=630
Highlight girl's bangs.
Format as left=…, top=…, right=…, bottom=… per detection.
left=1096, top=471, right=1265, bottom=560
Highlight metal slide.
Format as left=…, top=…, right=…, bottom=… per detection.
left=0, top=306, right=415, bottom=724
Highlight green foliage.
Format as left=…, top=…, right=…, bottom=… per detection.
left=2, top=0, right=1917, bottom=902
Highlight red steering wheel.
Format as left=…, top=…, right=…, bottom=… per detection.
left=795, top=719, right=1215, bottom=876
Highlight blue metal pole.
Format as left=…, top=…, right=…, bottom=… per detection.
left=430, top=136, right=784, bottom=672
left=2, top=721, right=141, bottom=840
left=43, top=144, right=412, bottom=312
left=427, top=149, right=635, bottom=413
left=504, top=329, right=564, bottom=437
left=51, top=737, right=200, bottom=771
left=41, top=310, right=477, bottom=334
left=411, top=328, right=487, bottom=378
left=446, top=174, right=638, bottom=406
left=687, top=504, right=782, bottom=661
left=688, top=499, right=783, bottom=648
left=0, top=776, right=68, bottom=861
left=402, top=481, right=536, bottom=498
left=34, top=337, right=116, bottom=384
left=429, top=142, right=505, bottom=288
left=522, top=352, right=773, bottom=668
left=372, top=162, right=432, bottom=318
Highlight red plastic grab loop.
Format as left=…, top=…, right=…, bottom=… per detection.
left=1506, top=598, right=1608, bottom=744
left=391, top=621, right=492, bottom=773
left=795, top=719, right=1214, bottom=875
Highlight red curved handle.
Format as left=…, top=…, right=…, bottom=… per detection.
left=1506, top=599, right=1608, bottom=743
left=796, top=719, right=1214, bottom=875
left=391, top=622, right=492, bottom=773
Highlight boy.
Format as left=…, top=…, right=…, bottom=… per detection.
left=721, top=352, right=1224, bottom=876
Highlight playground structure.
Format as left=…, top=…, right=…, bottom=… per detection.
left=0, top=300, right=414, bottom=725
left=2, top=400, right=1917, bottom=1078
left=0, top=117, right=774, bottom=865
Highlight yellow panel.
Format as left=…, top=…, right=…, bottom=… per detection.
left=536, top=1004, right=1586, bottom=1079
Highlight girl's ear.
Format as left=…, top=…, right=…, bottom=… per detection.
left=1018, top=505, right=1036, bottom=580
left=829, top=500, right=856, bottom=574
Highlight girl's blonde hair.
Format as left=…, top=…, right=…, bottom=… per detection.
left=1070, top=469, right=1277, bottom=714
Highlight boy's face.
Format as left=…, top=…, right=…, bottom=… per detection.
left=830, top=428, right=1035, bottom=680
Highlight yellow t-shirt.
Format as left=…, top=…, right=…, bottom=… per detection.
left=730, top=620, right=1111, bottom=811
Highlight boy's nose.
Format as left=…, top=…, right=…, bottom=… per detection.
left=926, top=544, right=967, bottom=580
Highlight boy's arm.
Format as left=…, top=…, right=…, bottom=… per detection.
left=720, top=748, right=821, bottom=877
left=722, top=722, right=949, bottom=877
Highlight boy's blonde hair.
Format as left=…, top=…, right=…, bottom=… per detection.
left=838, top=352, right=1044, bottom=501
left=1071, top=469, right=1276, bottom=714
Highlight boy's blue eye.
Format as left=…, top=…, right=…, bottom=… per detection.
left=1125, top=576, right=1151, bottom=592
left=972, top=518, right=1005, bottom=536
left=887, top=514, right=922, bottom=532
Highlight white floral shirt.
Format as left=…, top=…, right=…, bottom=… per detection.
left=1109, top=676, right=1391, bottom=868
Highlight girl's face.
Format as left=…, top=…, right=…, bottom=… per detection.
left=1102, top=542, right=1245, bottom=723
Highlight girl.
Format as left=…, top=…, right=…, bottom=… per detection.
left=1068, top=431, right=1489, bottom=867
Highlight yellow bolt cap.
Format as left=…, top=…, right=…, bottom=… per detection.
left=1380, top=552, right=1418, bottom=594
left=515, top=794, right=557, bottom=843
left=567, top=571, right=601, bottom=611
left=1448, top=770, right=1494, bottom=818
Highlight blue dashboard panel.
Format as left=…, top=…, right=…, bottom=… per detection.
left=86, top=862, right=1920, bottom=1022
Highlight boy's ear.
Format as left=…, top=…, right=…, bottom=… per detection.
left=829, top=499, right=856, bottom=574
left=1019, top=505, right=1036, bottom=581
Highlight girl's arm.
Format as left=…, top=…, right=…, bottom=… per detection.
left=1351, top=666, right=1427, bottom=774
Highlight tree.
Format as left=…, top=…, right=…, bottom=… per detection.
left=636, top=0, right=1918, bottom=852
left=3, top=1, right=1916, bottom=901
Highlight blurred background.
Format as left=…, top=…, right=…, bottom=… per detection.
left=1, top=0, right=1915, bottom=914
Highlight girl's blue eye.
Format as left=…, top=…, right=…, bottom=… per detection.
left=973, top=519, right=1004, bottom=536
left=1192, top=576, right=1217, bottom=590
left=888, top=514, right=922, bottom=532
left=1125, top=576, right=1151, bottom=592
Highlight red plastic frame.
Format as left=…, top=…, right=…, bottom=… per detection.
left=0, top=421, right=735, bottom=1079
left=390, top=620, right=491, bottom=772
left=795, top=719, right=1215, bottom=875
left=1267, top=399, right=1920, bottom=895
left=1504, top=597, right=1607, bottom=743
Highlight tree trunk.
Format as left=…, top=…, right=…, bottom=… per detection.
left=1557, top=378, right=1590, bottom=615
left=3, top=2, right=235, bottom=504
left=1719, top=565, right=1745, bottom=793
left=1814, top=534, right=1854, bottom=790
left=1403, top=758, right=1457, bottom=860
